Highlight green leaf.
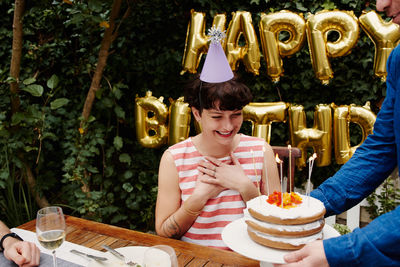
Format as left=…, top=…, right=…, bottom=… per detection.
left=47, top=74, right=59, bottom=89
left=87, top=115, right=96, bottom=123
left=50, top=98, right=69, bottom=109
left=41, top=132, right=57, bottom=140
left=11, top=112, right=25, bottom=126
left=88, top=0, right=103, bottom=12
left=123, top=170, right=133, bottom=179
left=112, top=87, right=123, bottom=100
left=321, top=1, right=336, bottom=10
left=110, top=214, right=128, bottom=224
left=24, top=146, right=38, bottom=152
left=5, top=76, right=17, bottom=84
left=23, top=77, right=36, bottom=85
left=119, top=153, right=131, bottom=165
left=86, top=166, right=99, bottom=173
left=122, top=182, right=133, bottom=193
left=22, top=84, right=43, bottom=97
left=295, top=2, right=307, bottom=11
left=114, top=106, right=125, bottom=119
left=113, top=136, right=123, bottom=150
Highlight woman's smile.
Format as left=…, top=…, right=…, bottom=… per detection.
left=216, top=130, right=234, bottom=137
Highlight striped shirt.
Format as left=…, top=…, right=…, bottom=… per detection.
left=167, top=134, right=265, bottom=250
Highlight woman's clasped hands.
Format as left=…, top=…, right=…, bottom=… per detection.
left=197, top=152, right=251, bottom=193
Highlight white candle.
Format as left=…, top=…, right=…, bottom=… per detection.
left=306, top=153, right=317, bottom=206
left=262, top=146, right=270, bottom=196
left=288, top=145, right=292, bottom=193
left=275, top=154, right=283, bottom=208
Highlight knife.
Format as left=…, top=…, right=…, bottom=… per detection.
left=70, top=249, right=108, bottom=261
left=101, top=244, right=138, bottom=266
left=101, top=244, right=125, bottom=260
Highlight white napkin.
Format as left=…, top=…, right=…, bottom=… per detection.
left=11, top=228, right=107, bottom=266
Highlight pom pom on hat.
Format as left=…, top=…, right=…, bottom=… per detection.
left=199, top=26, right=234, bottom=83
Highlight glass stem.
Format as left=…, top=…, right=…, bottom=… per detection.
left=52, top=250, right=57, bottom=267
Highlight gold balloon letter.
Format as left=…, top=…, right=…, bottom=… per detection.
left=226, top=11, right=261, bottom=75
left=135, top=91, right=168, bottom=148
left=289, top=104, right=332, bottom=167
left=168, top=97, right=191, bottom=145
left=259, top=10, right=306, bottom=82
left=359, top=10, right=400, bottom=82
left=306, top=10, right=359, bottom=84
left=181, top=10, right=227, bottom=74
left=243, top=102, right=288, bottom=143
left=332, top=102, right=376, bottom=164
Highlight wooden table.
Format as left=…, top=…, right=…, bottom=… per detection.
left=18, top=215, right=259, bottom=267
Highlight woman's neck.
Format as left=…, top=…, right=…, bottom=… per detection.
left=192, top=133, right=240, bottom=158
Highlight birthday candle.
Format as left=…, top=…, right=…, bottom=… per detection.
left=288, top=145, right=292, bottom=193
left=306, top=153, right=317, bottom=206
left=275, top=154, right=283, bottom=208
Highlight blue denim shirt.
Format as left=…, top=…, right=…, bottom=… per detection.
left=311, top=45, right=400, bottom=266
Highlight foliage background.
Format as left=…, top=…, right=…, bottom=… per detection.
left=0, top=0, right=387, bottom=231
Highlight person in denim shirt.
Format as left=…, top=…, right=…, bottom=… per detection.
left=276, top=0, right=400, bottom=266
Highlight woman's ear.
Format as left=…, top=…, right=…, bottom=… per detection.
left=192, top=107, right=201, bottom=122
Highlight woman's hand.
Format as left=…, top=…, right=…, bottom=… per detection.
left=197, top=152, right=259, bottom=201
left=192, top=170, right=226, bottom=200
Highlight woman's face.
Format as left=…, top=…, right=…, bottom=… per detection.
left=193, top=104, right=243, bottom=145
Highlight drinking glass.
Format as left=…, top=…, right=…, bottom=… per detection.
left=143, top=245, right=178, bottom=267
left=36, top=206, right=66, bottom=267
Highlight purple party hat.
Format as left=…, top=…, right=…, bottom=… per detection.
left=200, top=26, right=234, bottom=83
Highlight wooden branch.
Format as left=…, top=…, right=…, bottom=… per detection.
left=21, top=157, right=50, bottom=208
left=10, top=0, right=24, bottom=114
left=10, top=1, right=50, bottom=209
left=80, top=0, right=123, bottom=125
left=112, top=5, right=132, bottom=42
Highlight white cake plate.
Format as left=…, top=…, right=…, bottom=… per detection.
left=222, top=218, right=340, bottom=266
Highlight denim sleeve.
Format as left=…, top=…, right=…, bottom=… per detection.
left=310, top=46, right=400, bottom=266
left=323, top=205, right=400, bottom=267
left=311, top=46, right=398, bottom=216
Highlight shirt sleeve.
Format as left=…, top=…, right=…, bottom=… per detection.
left=311, top=46, right=398, bottom=216
left=310, top=46, right=400, bottom=266
left=323, top=205, right=400, bottom=266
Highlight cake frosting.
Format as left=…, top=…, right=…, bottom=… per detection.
left=244, top=209, right=324, bottom=234
left=247, top=226, right=323, bottom=246
left=247, top=194, right=325, bottom=221
left=245, top=192, right=326, bottom=250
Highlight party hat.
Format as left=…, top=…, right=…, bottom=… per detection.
left=200, top=26, right=234, bottom=83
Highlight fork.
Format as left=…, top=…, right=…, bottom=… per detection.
left=101, top=244, right=138, bottom=266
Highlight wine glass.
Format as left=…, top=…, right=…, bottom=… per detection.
left=36, top=206, right=66, bottom=267
left=143, top=245, right=178, bottom=267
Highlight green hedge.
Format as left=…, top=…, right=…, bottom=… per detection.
left=0, top=0, right=385, bottom=231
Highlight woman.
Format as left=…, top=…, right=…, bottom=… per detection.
left=155, top=75, right=280, bottom=249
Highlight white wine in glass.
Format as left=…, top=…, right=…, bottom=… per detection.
left=36, top=206, right=66, bottom=267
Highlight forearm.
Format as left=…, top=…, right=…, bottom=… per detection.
left=157, top=195, right=206, bottom=239
left=238, top=180, right=259, bottom=202
left=323, top=205, right=400, bottom=266
left=0, top=221, right=11, bottom=236
left=0, top=221, right=23, bottom=254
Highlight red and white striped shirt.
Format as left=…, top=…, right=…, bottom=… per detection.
left=167, top=134, right=265, bottom=250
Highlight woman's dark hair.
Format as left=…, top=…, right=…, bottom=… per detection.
left=184, top=74, right=253, bottom=113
